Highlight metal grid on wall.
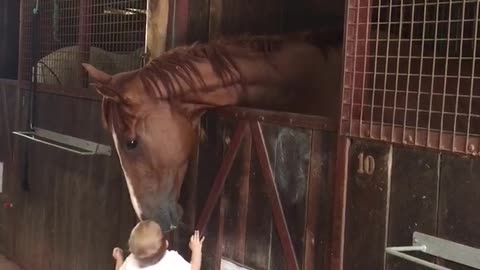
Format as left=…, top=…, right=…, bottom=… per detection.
left=19, top=0, right=146, bottom=89
left=342, top=0, right=480, bottom=155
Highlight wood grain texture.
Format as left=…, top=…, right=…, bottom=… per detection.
left=304, top=131, right=336, bottom=270
left=387, top=146, right=439, bottom=270
left=0, top=81, right=18, bottom=257
left=262, top=123, right=311, bottom=270
left=3, top=90, right=137, bottom=270
left=344, top=140, right=391, bottom=270
left=438, top=153, right=480, bottom=270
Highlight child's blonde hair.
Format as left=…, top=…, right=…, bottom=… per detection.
left=128, top=220, right=167, bottom=266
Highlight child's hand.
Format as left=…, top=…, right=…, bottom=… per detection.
left=189, top=230, right=205, bottom=254
left=112, top=247, right=124, bottom=261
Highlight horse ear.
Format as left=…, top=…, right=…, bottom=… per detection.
left=81, top=63, right=120, bottom=101
left=82, top=63, right=111, bottom=83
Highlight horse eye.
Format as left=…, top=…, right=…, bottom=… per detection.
left=126, top=139, right=138, bottom=150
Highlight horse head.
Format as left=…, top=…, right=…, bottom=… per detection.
left=82, top=62, right=206, bottom=231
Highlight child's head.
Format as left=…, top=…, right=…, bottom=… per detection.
left=128, top=220, right=168, bottom=267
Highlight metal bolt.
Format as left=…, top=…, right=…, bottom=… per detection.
left=225, top=137, right=231, bottom=145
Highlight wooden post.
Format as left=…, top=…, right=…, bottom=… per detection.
left=145, top=0, right=170, bottom=63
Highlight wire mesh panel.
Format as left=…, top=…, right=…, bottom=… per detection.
left=19, top=0, right=146, bottom=90
left=342, top=0, right=480, bottom=155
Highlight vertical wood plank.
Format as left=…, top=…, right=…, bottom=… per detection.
left=438, top=154, right=480, bottom=270
left=244, top=152, right=272, bottom=269
left=262, top=124, right=310, bottom=270
left=344, top=140, right=391, bottom=270
left=386, top=146, right=439, bottom=270
left=304, top=131, right=336, bottom=270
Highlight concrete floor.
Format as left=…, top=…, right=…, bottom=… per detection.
left=0, top=254, right=23, bottom=270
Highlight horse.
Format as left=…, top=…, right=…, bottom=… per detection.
left=82, top=30, right=344, bottom=231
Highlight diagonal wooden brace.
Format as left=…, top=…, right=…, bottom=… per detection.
left=250, top=121, right=300, bottom=270
left=196, top=120, right=248, bottom=235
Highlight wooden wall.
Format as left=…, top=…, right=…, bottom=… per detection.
left=0, top=80, right=19, bottom=255
left=0, top=0, right=20, bottom=79
left=0, top=81, right=137, bottom=270
left=176, top=112, right=337, bottom=270
left=342, top=138, right=480, bottom=270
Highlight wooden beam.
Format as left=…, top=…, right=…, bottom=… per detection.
left=145, top=0, right=170, bottom=62
left=250, top=121, right=300, bottom=270
left=195, top=121, right=248, bottom=235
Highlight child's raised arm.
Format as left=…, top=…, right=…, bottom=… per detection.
left=112, top=247, right=124, bottom=270
left=189, top=230, right=205, bottom=270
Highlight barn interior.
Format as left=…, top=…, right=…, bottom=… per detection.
left=1, top=0, right=480, bottom=270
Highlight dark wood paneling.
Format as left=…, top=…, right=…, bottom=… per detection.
left=0, top=81, right=19, bottom=256
left=438, top=154, right=480, bottom=270
left=304, top=131, right=336, bottom=270
left=186, top=0, right=210, bottom=43
left=387, top=146, right=439, bottom=270
left=208, top=0, right=284, bottom=38
left=4, top=90, right=137, bottom=270
left=344, top=140, right=391, bottom=270
left=192, top=112, right=226, bottom=269
left=221, top=121, right=251, bottom=263
left=244, top=151, right=273, bottom=269
left=262, top=123, right=311, bottom=269
left=0, top=0, right=20, bottom=79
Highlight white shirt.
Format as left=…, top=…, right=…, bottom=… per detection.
left=120, top=250, right=191, bottom=270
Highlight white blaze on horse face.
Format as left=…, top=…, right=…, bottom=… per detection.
left=111, top=128, right=143, bottom=219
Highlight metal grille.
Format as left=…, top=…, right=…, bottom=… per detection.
left=19, top=0, right=146, bottom=89
left=342, top=0, right=480, bottom=155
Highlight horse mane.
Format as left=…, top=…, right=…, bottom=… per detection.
left=101, top=30, right=343, bottom=136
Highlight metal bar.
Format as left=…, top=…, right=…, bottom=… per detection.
left=349, top=120, right=480, bottom=155
left=380, top=0, right=394, bottom=140
left=391, top=0, right=404, bottom=142
left=12, top=128, right=111, bottom=156
left=439, top=0, right=454, bottom=151
left=369, top=0, right=383, bottom=138
left=250, top=121, right=300, bottom=270
left=414, top=1, right=428, bottom=146
left=385, top=246, right=452, bottom=270
left=414, top=232, right=480, bottom=269
left=386, top=232, right=480, bottom=270
left=465, top=0, right=479, bottom=152
left=452, top=0, right=467, bottom=150
left=359, top=0, right=372, bottom=138
left=195, top=121, right=248, bottom=235
left=426, top=1, right=441, bottom=148
left=349, top=0, right=360, bottom=135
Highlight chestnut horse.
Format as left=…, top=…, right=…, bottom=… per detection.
left=82, top=31, right=343, bottom=231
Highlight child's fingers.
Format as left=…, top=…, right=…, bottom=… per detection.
left=200, top=236, right=205, bottom=243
